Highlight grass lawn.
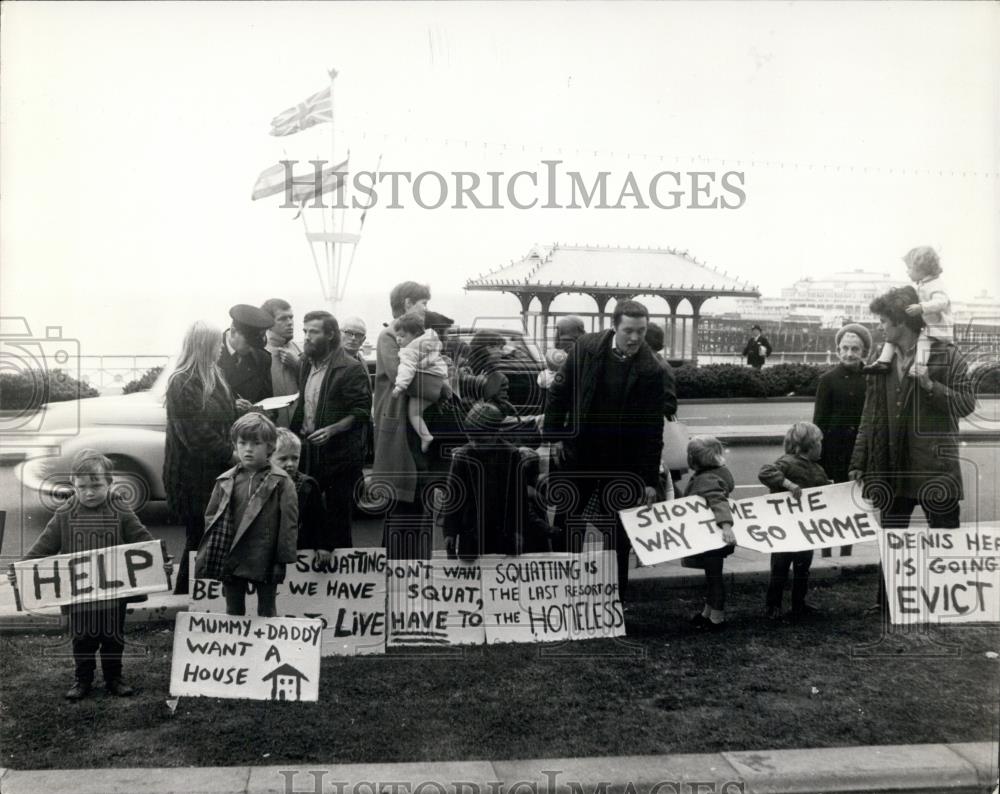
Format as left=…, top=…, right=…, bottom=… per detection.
left=1, top=569, right=998, bottom=769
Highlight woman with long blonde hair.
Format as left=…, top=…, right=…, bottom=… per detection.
left=163, top=321, right=236, bottom=593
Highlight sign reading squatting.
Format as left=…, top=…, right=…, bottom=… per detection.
left=619, top=482, right=879, bottom=565
left=881, top=523, right=1000, bottom=625
left=190, top=549, right=387, bottom=655
left=170, top=612, right=322, bottom=701
left=480, top=551, right=625, bottom=644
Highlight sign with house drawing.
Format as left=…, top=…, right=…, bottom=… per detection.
left=170, top=612, right=322, bottom=701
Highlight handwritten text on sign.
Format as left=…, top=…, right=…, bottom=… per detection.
left=386, top=557, right=484, bottom=647
left=481, top=551, right=625, bottom=644
left=190, top=549, right=387, bottom=656
left=619, top=482, right=878, bottom=565
left=170, top=612, right=322, bottom=701
left=881, top=524, right=1000, bottom=625
left=13, top=541, right=168, bottom=611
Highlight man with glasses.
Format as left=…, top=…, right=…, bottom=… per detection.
left=340, top=316, right=368, bottom=363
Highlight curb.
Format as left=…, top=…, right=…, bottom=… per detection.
left=0, top=743, right=995, bottom=793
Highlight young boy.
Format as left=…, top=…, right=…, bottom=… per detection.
left=195, top=413, right=298, bottom=617
left=759, top=421, right=833, bottom=621
left=273, top=429, right=330, bottom=565
left=9, top=449, right=168, bottom=700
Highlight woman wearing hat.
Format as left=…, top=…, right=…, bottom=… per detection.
left=812, top=323, right=872, bottom=558
left=219, top=304, right=274, bottom=411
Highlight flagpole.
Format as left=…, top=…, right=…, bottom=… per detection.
left=328, top=67, right=340, bottom=314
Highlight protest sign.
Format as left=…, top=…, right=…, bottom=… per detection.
left=386, top=556, right=484, bottom=646
left=880, top=523, right=1000, bottom=626
left=170, top=611, right=323, bottom=701
left=12, top=540, right=169, bottom=611
left=619, top=481, right=878, bottom=565
left=190, top=549, right=387, bottom=655
left=480, top=551, right=625, bottom=644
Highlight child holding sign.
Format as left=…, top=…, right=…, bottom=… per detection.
left=680, top=436, right=737, bottom=630
left=195, top=413, right=298, bottom=617
left=8, top=449, right=168, bottom=700
left=759, top=422, right=833, bottom=621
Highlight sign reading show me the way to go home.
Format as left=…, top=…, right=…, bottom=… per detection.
left=170, top=612, right=322, bottom=701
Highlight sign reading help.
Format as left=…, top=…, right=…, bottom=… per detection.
left=881, top=523, right=1000, bottom=625
left=619, top=482, right=879, bottom=565
left=481, top=551, right=625, bottom=644
left=13, top=540, right=169, bottom=611
left=386, top=557, right=485, bottom=647
left=189, top=549, right=387, bottom=656
left=170, top=612, right=322, bottom=701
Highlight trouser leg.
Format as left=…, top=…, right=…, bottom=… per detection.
left=790, top=550, right=814, bottom=612
left=98, top=600, right=128, bottom=683
left=767, top=553, right=793, bottom=611
left=174, top=513, right=205, bottom=595
left=255, top=583, right=278, bottom=617
left=69, top=607, right=100, bottom=684
left=223, top=578, right=248, bottom=616
left=703, top=556, right=725, bottom=611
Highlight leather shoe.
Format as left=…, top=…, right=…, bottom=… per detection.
left=106, top=679, right=135, bottom=697
left=65, top=681, right=92, bottom=701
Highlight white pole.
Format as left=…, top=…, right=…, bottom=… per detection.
left=328, top=68, right=340, bottom=314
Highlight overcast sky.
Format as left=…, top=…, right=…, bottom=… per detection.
left=2, top=1, right=997, bottom=354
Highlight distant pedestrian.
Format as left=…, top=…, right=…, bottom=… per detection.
left=164, top=321, right=237, bottom=595
left=195, top=413, right=298, bottom=617
left=220, top=304, right=274, bottom=411
left=813, top=323, right=871, bottom=558
left=680, top=437, right=737, bottom=630
left=759, top=422, right=832, bottom=621
left=742, top=325, right=772, bottom=369
left=261, top=298, right=302, bottom=428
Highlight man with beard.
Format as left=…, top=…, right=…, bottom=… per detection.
left=262, top=298, right=303, bottom=427
left=289, top=311, right=371, bottom=549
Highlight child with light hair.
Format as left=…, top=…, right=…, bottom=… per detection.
left=759, top=421, right=833, bottom=621
left=392, top=311, right=449, bottom=452
left=272, top=429, right=329, bottom=564
left=865, top=246, right=953, bottom=377
left=680, top=436, right=737, bottom=630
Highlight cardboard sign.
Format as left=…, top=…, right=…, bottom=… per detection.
left=620, top=482, right=878, bottom=564
left=386, top=557, right=485, bottom=646
left=190, top=549, right=387, bottom=656
left=881, top=524, right=1000, bottom=625
left=12, top=540, right=169, bottom=611
left=481, top=551, right=625, bottom=644
left=170, top=612, right=322, bottom=701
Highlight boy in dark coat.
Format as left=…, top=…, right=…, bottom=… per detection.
left=273, top=429, right=329, bottom=562
left=195, top=413, right=298, bottom=617
left=759, top=421, right=833, bottom=621
left=443, top=403, right=549, bottom=559
left=680, top=436, right=737, bottom=630
left=10, top=450, right=169, bottom=700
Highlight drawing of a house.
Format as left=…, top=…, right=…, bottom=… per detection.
left=262, top=663, right=309, bottom=701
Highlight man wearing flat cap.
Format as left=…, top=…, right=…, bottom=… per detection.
left=220, top=304, right=274, bottom=412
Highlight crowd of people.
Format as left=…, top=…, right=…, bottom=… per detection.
left=12, top=247, right=977, bottom=698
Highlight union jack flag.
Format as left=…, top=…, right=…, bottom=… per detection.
left=269, top=86, right=332, bottom=137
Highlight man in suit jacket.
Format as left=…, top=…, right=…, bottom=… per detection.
left=542, top=300, right=665, bottom=598
left=290, top=311, right=372, bottom=549
left=742, top=325, right=772, bottom=369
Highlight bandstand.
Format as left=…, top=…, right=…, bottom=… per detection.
left=465, top=243, right=760, bottom=363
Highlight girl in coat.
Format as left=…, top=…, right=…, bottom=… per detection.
left=195, top=412, right=298, bottom=617
left=680, top=436, right=737, bottom=630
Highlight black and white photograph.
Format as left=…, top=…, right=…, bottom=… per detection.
left=1, top=2, right=998, bottom=792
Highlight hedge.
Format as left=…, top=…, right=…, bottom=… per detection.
left=122, top=366, right=164, bottom=395
left=673, top=363, right=830, bottom=399
left=0, top=368, right=99, bottom=410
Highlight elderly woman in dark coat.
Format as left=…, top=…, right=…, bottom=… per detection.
left=164, top=321, right=236, bottom=594
left=813, top=323, right=872, bottom=557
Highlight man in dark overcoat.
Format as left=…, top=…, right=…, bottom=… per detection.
left=742, top=324, right=772, bottom=369
left=290, top=311, right=372, bottom=549
left=220, top=304, right=274, bottom=410
left=542, top=300, right=665, bottom=598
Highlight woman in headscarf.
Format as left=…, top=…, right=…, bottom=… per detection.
left=164, top=321, right=237, bottom=593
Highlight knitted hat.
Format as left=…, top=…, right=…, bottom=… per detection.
left=835, top=323, right=872, bottom=355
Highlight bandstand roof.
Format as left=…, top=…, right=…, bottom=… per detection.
left=465, top=243, right=759, bottom=301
